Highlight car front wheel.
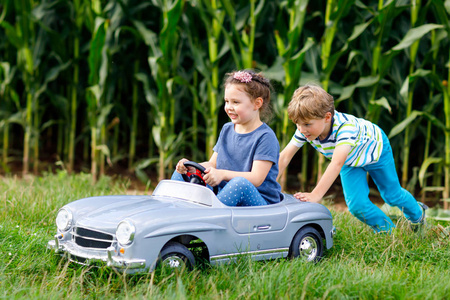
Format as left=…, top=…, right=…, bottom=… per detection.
left=290, top=226, right=323, bottom=262
left=158, top=241, right=195, bottom=271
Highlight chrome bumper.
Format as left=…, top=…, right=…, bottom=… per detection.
left=331, top=226, right=337, bottom=237
left=47, top=235, right=146, bottom=272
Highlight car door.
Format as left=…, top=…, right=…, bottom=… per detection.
left=231, top=204, right=288, bottom=232
left=229, top=204, right=288, bottom=253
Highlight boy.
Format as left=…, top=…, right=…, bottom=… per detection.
left=279, top=85, right=426, bottom=233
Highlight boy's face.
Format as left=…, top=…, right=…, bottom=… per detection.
left=296, top=112, right=332, bottom=141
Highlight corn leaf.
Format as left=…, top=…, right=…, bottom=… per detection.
left=336, top=75, right=379, bottom=103
left=369, top=97, right=391, bottom=114
left=419, top=157, right=443, bottom=187
left=135, top=72, right=158, bottom=109
left=391, top=24, right=443, bottom=51
left=389, top=110, right=423, bottom=138
left=88, top=18, right=107, bottom=85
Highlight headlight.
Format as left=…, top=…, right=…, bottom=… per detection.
left=116, top=220, right=135, bottom=245
left=56, top=208, right=73, bottom=231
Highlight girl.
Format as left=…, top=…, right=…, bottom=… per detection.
left=172, top=70, right=282, bottom=206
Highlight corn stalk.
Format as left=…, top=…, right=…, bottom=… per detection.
left=220, top=0, right=265, bottom=69
left=417, top=29, right=447, bottom=200
left=386, top=23, right=443, bottom=187
left=430, top=0, right=450, bottom=208
left=0, top=0, right=36, bottom=175
left=445, top=69, right=450, bottom=209
left=1, top=0, right=70, bottom=175
left=134, top=0, right=185, bottom=181
left=317, top=0, right=354, bottom=179
left=67, top=0, right=86, bottom=173
left=86, top=14, right=110, bottom=183
left=128, top=60, right=139, bottom=171
left=0, top=62, right=16, bottom=172
left=184, top=0, right=227, bottom=157
left=400, top=0, right=421, bottom=188
left=335, top=1, right=399, bottom=118
left=266, top=0, right=311, bottom=190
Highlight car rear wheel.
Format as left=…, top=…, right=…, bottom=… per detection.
left=158, top=241, right=195, bottom=271
left=290, top=226, right=323, bottom=262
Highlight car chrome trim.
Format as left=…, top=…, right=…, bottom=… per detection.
left=62, top=240, right=110, bottom=260
left=106, top=246, right=146, bottom=270
left=145, top=222, right=227, bottom=238
left=153, top=180, right=219, bottom=207
left=210, top=247, right=289, bottom=262
left=74, top=226, right=114, bottom=239
left=48, top=238, right=146, bottom=271
left=72, top=231, right=113, bottom=243
left=72, top=226, right=115, bottom=249
left=47, top=239, right=58, bottom=252
left=290, top=212, right=332, bottom=223
left=47, top=234, right=64, bottom=252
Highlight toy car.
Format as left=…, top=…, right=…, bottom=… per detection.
left=48, top=162, right=335, bottom=274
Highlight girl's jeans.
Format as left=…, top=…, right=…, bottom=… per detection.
left=171, top=171, right=268, bottom=206
left=340, top=130, right=422, bottom=233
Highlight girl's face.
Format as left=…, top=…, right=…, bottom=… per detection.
left=296, top=112, right=332, bottom=141
left=224, top=84, right=261, bottom=126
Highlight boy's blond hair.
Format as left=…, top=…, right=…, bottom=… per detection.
left=287, top=85, right=335, bottom=123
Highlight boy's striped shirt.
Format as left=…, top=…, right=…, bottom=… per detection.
left=290, top=110, right=383, bottom=167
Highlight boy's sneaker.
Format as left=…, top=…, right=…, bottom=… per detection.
left=410, top=202, right=428, bottom=232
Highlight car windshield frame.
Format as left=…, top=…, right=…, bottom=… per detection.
left=152, top=180, right=218, bottom=207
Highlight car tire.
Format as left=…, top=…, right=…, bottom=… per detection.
left=158, top=241, right=196, bottom=271
left=290, top=226, right=323, bottom=262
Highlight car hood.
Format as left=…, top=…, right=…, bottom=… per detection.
left=74, top=195, right=206, bottom=232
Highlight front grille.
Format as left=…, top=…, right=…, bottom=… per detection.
left=73, top=226, right=114, bottom=249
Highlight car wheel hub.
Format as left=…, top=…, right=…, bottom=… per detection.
left=299, top=236, right=318, bottom=261
left=163, top=255, right=184, bottom=269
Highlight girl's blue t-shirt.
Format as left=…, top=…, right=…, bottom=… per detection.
left=213, top=122, right=282, bottom=204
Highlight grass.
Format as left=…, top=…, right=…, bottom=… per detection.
left=1, top=172, right=450, bottom=299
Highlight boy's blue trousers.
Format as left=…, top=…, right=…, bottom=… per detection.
left=340, top=130, right=422, bottom=233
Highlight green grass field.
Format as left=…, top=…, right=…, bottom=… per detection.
left=1, top=172, right=450, bottom=299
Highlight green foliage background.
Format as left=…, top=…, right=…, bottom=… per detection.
left=1, top=0, right=449, bottom=199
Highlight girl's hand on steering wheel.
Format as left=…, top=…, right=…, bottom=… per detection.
left=176, top=158, right=190, bottom=174
left=203, top=167, right=223, bottom=187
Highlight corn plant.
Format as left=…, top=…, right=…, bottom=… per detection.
left=316, top=0, right=354, bottom=179
left=431, top=0, right=450, bottom=208
left=416, top=27, right=447, bottom=201
left=86, top=14, right=111, bottom=183
left=182, top=0, right=228, bottom=157
left=266, top=0, right=312, bottom=190
left=384, top=23, right=443, bottom=186
left=337, top=1, right=442, bottom=188
left=401, top=0, right=424, bottom=188
left=335, top=0, right=399, bottom=120
left=220, top=0, right=265, bottom=69
left=1, top=0, right=71, bottom=175
left=0, top=0, right=36, bottom=175
left=134, top=0, right=185, bottom=181
left=0, top=62, right=16, bottom=172
left=66, top=0, right=87, bottom=173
